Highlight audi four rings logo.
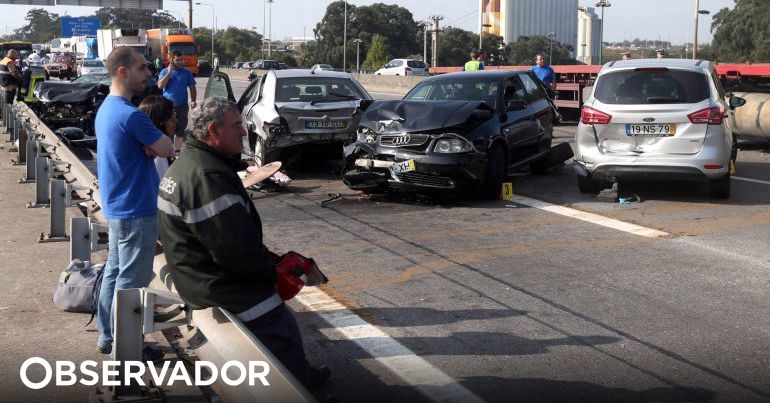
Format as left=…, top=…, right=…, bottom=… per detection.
left=391, top=135, right=411, bottom=145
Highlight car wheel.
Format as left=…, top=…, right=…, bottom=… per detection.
left=577, top=174, right=601, bottom=194
left=529, top=137, right=553, bottom=174
left=709, top=175, right=730, bottom=199
left=478, top=145, right=505, bottom=200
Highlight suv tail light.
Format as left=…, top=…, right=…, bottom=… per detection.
left=688, top=106, right=724, bottom=125
left=581, top=106, right=612, bottom=125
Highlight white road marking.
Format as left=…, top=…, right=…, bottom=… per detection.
left=511, top=195, right=670, bottom=238
left=295, top=287, right=485, bottom=403
left=732, top=176, right=770, bottom=186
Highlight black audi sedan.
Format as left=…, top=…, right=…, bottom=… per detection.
left=342, top=70, right=568, bottom=199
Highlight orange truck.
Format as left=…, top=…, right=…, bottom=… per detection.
left=147, top=28, right=200, bottom=75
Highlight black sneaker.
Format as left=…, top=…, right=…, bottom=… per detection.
left=96, top=345, right=111, bottom=355
left=309, top=365, right=331, bottom=389
left=143, top=345, right=165, bottom=364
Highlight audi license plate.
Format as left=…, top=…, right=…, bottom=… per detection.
left=305, top=120, right=347, bottom=129
left=390, top=159, right=416, bottom=175
left=626, top=124, right=676, bottom=136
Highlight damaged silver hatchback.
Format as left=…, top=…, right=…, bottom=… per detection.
left=205, top=69, right=373, bottom=165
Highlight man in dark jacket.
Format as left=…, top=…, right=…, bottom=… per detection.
left=157, top=97, right=314, bottom=386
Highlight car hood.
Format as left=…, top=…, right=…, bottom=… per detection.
left=274, top=100, right=366, bottom=134
left=34, top=81, right=103, bottom=103
left=360, top=100, right=493, bottom=133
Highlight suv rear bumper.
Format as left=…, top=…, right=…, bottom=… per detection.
left=575, top=162, right=715, bottom=182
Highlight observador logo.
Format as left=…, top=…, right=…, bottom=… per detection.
left=19, top=357, right=271, bottom=389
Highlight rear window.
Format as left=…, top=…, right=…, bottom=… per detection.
left=407, top=60, right=426, bottom=68
left=594, top=69, right=710, bottom=104
left=275, top=77, right=366, bottom=102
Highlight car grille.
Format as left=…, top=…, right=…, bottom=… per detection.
left=379, top=133, right=430, bottom=148
left=396, top=171, right=454, bottom=188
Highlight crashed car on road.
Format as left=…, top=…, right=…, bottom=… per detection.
left=342, top=70, right=572, bottom=199
left=206, top=69, right=373, bottom=165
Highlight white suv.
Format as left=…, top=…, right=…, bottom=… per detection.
left=374, top=59, right=428, bottom=76
left=574, top=59, right=746, bottom=199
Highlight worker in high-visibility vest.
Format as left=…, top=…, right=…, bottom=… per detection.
left=462, top=49, right=485, bottom=72
left=0, top=50, right=22, bottom=105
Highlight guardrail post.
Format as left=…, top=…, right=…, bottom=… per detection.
left=90, top=288, right=185, bottom=402
left=19, top=135, right=37, bottom=183
left=70, top=217, right=90, bottom=262
left=27, top=156, right=49, bottom=208
left=11, top=122, right=27, bottom=165
left=11, top=115, right=22, bottom=144
left=39, top=179, right=69, bottom=242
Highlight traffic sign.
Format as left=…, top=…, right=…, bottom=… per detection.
left=61, top=17, right=101, bottom=37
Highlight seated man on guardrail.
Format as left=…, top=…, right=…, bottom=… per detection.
left=157, top=97, right=329, bottom=389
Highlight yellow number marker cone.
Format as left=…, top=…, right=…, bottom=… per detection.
left=500, top=182, right=514, bottom=201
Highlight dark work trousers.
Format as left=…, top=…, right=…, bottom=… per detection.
left=174, top=105, right=189, bottom=139
left=3, top=88, right=15, bottom=105
left=243, top=304, right=311, bottom=387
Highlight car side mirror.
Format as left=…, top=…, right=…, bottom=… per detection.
left=729, top=95, right=746, bottom=109
left=506, top=99, right=527, bottom=111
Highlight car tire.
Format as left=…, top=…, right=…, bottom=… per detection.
left=709, top=175, right=730, bottom=199
left=577, top=174, right=601, bottom=194
left=529, top=137, right=553, bottom=174
left=478, top=145, right=505, bottom=200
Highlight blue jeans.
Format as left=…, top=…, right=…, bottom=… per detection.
left=96, top=215, right=158, bottom=351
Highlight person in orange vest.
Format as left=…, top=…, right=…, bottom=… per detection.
left=0, top=50, right=22, bottom=104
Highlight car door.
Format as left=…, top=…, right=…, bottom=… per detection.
left=204, top=70, right=235, bottom=102
left=500, top=75, right=538, bottom=164
left=518, top=72, right=554, bottom=148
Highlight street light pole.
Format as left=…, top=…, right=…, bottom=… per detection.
left=596, top=0, right=611, bottom=65
left=267, top=0, right=273, bottom=58
left=693, top=2, right=710, bottom=59
left=195, top=2, right=215, bottom=64
left=343, top=0, right=347, bottom=71
left=353, top=38, right=362, bottom=72
left=548, top=32, right=555, bottom=64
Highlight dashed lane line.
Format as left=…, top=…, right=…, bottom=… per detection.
left=511, top=195, right=670, bottom=238
left=295, top=287, right=486, bottom=403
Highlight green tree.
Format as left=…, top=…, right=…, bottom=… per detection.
left=434, top=27, right=477, bottom=67
left=711, top=0, right=770, bottom=62
left=505, top=35, right=576, bottom=65
left=363, top=34, right=391, bottom=70
left=13, top=9, right=61, bottom=43
left=93, top=8, right=182, bottom=30
left=311, top=1, right=420, bottom=70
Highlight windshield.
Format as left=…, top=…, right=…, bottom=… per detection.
left=275, top=77, right=366, bottom=102
left=168, top=43, right=197, bottom=55
left=53, top=54, right=74, bottom=63
left=404, top=77, right=499, bottom=107
left=594, top=69, right=711, bottom=104
left=82, top=60, right=103, bottom=67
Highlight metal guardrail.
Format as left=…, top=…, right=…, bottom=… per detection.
left=3, top=100, right=315, bottom=402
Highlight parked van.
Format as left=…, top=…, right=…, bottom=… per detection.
left=374, top=59, right=428, bottom=76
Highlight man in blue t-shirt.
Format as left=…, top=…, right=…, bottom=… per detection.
left=158, top=49, right=197, bottom=150
left=530, top=54, right=556, bottom=90
left=95, top=47, right=174, bottom=356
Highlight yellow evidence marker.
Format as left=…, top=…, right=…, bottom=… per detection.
left=500, top=182, right=514, bottom=201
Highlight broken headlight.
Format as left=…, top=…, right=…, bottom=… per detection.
left=433, top=135, right=474, bottom=153
left=357, top=126, right=377, bottom=144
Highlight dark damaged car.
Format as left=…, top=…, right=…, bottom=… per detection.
left=342, top=70, right=572, bottom=199
left=205, top=69, right=373, bottom=165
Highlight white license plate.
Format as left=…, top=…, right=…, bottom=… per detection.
left=304, top=120, right=347, bottom=129
left=390, top=159, right=416, bottom=175
left=626, top=124, right=676, bottom=136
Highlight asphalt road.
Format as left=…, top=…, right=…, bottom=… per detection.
left=193, top=77, right=770, bottom=402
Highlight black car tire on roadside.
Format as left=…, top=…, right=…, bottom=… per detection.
left=479, top=145, right=505, bottom=200
left=577, top=174, right=601, bottom=194
left=709, top=175, right=730, bottom=199
left=529, top=137, right=553, bottom=174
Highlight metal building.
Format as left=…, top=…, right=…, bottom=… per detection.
left=480, top=0, right=579, bottom=57
left=576, top=5, right=601, bottom=64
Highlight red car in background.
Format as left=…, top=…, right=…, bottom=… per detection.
left=45, top=53, right=76, bottom=80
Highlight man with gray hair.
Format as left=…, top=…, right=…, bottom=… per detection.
left=157, top=97, right=328, bottom=388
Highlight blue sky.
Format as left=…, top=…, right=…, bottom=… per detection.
left=0, top=0, right=735, bottom=44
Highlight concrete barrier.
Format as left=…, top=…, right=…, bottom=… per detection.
left=217, top=68, right=426, bottom=97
